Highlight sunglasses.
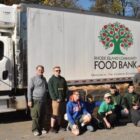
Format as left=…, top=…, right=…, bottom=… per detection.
left=106, top=97, right=111, bottom=99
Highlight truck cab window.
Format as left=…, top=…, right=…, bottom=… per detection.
left=0, top=41, right=4, bottom=60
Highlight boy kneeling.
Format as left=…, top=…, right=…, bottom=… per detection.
left=66, top=90, right=93, bottom=136
left=97, top=93, right=117, bottom=129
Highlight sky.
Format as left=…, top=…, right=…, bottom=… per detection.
left=77, top=0, right=95, bottom=10
left=77, top=0, right=135, bottom=16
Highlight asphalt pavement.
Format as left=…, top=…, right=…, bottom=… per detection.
left=0, top=112, right=140, bottom=140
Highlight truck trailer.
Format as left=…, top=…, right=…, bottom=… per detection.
left=0, top=4, right=140, bottom=113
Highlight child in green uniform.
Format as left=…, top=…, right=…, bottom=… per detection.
left=97, top=93, right=117, bottom=129
left=109, top=84, right=129, bottom=120
left=124, top=84, right=140, bottom=126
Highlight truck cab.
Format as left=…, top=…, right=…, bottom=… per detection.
left=0, top=4, right=27, bottom=113
left=0, top=36, right=13, bottom=91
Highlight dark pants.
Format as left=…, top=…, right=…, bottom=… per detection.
left=115, top=105, right=122, bottom=120
left=130, top=108, right=140, bottom=125
left=97, top=113, right=117, bottom=128
left=31, top=100, right=46, bottom=132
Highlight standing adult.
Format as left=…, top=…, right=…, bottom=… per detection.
left=133, top=65, right=140, bottom=94
left=48, top=66, right=67, bottom=133
left=28, top=65, right=48, bottom=136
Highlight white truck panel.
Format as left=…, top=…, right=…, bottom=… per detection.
left=0, top=4, right=16, bottom=27
left=93, top=16, right=140, bottom=79
left=27, top=8, right=96, bottom=82
left=27, top=7, right=140, bottom=83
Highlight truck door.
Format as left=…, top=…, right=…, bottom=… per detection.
left=0, top=36, right=13, bottom=91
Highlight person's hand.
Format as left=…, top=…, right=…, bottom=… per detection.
left=57, top=99, right=61, bottom=102
left=133, top=105, right=139, bottom=110
left=124, top=108, right=129, bottom=114
left=106, top=122, right=111, bottom=129
left=28, top=101, right=32, bottom=107
left=72, top=124, right=78, bottom=130
left=105, top=112, right=108, bottom=116
left=72, top=124, right=79, bottom=136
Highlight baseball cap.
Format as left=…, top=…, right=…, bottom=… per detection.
left=104, top=93, right=112, bottom=98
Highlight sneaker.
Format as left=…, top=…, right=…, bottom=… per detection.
left=137, top=120, right=140, bottom=127
left=42, top=129, right=47, bottom=134
left=33, top=131, right=40, bottom=136
left=86, top=125, right=94, bottom=132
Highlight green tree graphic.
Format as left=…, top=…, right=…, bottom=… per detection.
left=99, top=22, right=133, bottom=55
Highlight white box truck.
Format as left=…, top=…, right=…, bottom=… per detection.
left=0, top=4, right=140, bottom=113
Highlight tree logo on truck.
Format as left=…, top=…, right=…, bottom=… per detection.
left=99, top=22, right=133, bottom=55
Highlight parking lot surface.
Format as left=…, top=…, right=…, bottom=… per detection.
left=0, top=112, right=140, bottom=140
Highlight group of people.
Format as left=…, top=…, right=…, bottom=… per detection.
left=98, top=84, right=140, bottom=129
left=28, top=65, right=67, bottom=136
left=27, top=65, right=140, bottom=136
